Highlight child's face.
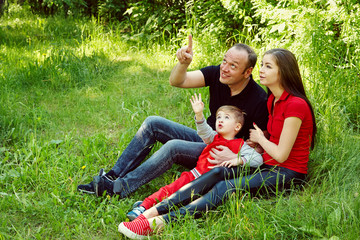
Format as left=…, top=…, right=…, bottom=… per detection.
left=215, top=110, right=241, bottom=138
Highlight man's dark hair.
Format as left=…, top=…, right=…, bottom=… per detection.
left=232, top=43, right=257, bottom=70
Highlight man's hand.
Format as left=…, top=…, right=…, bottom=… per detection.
left=170, top=35, right=205, bottom=88
left=190, top=93, right=204, bottom=117
left=207, top=145, right=238, bottom=167
left=176, top=35, right=193, bottom=65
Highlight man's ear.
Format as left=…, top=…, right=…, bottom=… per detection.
left=244, top=67, right=253, bottom=78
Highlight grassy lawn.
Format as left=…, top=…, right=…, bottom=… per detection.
left=1, top=4, right=359, bottom=240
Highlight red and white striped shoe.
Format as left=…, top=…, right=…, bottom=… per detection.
left=118, top=219, right=153, bottom=239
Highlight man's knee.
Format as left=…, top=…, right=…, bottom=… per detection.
left=144, top=115, right=162, bottom=124
left=161, top=140, right=187, bottom=159
left=162, top=140, right=198, bottom=169
left=142, top=116, right=163, bottom=129
left=163, top=139, right=182, bottom=149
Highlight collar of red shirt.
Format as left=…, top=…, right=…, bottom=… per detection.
left=269, top=90, right=291, bottom=103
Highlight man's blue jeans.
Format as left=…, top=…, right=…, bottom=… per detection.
left=110, top=116, right=206, bottom=198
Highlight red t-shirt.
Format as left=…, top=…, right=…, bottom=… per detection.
left=262, top=91, right=313, bottom=174
left=194, top=135, right=244, bottom=175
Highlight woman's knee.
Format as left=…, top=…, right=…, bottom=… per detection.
left=206, top=167, right=230, bottom=179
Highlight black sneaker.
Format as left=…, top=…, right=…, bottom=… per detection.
left=93, top=169, right=115, bottom=197
left=78, top=168, right=105, bottom=195
left=77, top=182, right=95, bottom=194
left=104, top=169, right=118, bottom=181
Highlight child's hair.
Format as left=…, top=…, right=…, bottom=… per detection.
left=216, top=105, right=246, bottom=126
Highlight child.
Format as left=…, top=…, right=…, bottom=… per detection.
left=126, top=93, right=262, bottom=220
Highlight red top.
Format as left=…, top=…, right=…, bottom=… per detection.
left=195, top=135, right=244, bottom=175
left=262, top=91, right=313, bottom=174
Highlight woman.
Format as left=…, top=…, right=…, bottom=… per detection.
left=118, top=49, right=317, bottom=239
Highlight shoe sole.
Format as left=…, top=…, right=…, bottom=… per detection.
left=126, top=213, right=138, bottom=221
left=118, top=222, right=148, bottom=240
left=77, top=188, right=95, bottom=195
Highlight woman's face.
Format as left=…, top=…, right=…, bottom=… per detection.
left=259, top=54, right=280, bottom=88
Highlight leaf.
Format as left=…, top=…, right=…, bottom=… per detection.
left=298, top=226, right=324, bottom=237
left=269, top=25, right=278, bottom=34
left=270, top=23, right=286, bottom=34
left=327, top=207, right=341, bottom=235
left=124, top=7, right=134, bottom=15
left=8, top=169, right=20, bottom=178
left=327, top=207, right=341, bottom=227
left=49, top=139, right=64, bottom=145
left=278, top=22, right=286, bottom=33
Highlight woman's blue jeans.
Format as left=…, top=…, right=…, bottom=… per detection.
left=110, top=116, right=205, bottom=198
left=156, top=165, right=306, bottom=222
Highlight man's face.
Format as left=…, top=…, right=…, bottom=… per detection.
left=219, top=48, right=251, bottom=86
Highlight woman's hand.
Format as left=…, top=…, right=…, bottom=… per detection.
left=250, top=117, right=302, bottom=163
left=249, top=123, right=265, bottom=143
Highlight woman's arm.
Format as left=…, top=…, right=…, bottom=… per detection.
left=250, top=117, right=302, bottom=163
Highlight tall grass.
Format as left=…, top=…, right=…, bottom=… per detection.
left=1, top=3, right=359, bottom=240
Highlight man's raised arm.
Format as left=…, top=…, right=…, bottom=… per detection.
left=169, top=35, right=205, bottom=88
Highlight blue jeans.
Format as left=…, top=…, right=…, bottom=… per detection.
left=110, top=116, right=205, bottom=198
left=156, top=165, right=306, bottom=222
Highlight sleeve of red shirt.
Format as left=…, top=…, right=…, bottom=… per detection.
left=284, top=97, right=309, bottom=121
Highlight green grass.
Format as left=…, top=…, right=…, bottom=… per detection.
left=1, top=4, right=359, bottom=240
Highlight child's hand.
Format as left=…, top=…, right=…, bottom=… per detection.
left=190, top=93, right=204, bottom=115
left=218, top=159, right=241, bottom=168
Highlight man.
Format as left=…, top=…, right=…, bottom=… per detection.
left=77, top=35, right=268, bottom=198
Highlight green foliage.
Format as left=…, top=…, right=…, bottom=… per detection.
left=97, top=0, right=127, bottom=22
left=0, top=1, right=359, bottom=239
left=119, top=0, right=187, bottom=45
left=190, top=0, right=256, bottom=46
left=0, top=0, right=9, bottom=16
left=249, top=0, right=359, bottom=129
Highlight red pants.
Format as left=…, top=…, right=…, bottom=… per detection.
left=141, top=171, right=195, bottom=209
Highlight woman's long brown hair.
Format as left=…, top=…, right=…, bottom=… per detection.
left=264, top=48, right=317, bottom=149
